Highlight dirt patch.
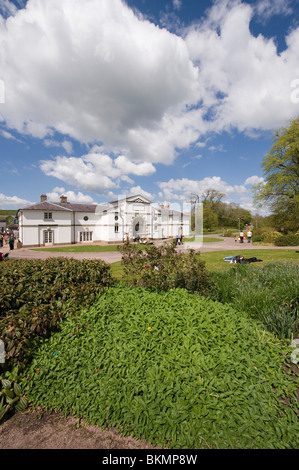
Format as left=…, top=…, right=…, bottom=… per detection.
left=0, top=410, right=161, bottom=449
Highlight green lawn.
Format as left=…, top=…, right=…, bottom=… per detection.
left=110, top=249, right=299, bottom=279
left=31, top=237, right=224, bottom=252
left=32, top=244, right=121, bottom=252
left=200, top=248, right=299, bottom=272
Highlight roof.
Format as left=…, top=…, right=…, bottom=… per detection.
left=0, top=217, right=7, bottom=222
left=20, top=201, right=97, bottom=213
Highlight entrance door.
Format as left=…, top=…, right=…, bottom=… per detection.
left=133, top=216, right=145, bottom=239
left=44, top=230, right=54, bottom=245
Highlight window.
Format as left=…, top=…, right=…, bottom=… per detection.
left=79, top=231, right=93, bottom=242
left=44, top=230, right=53, bottom=244
left=44, top=212, right=53, bottom=220
left=114, top=223, right=119, bottom=233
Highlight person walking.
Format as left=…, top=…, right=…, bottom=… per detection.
left=239, top=230, right=244, bottom=243
left=9, top=234, right=14, bottom=250
left=247, top=229, right=252, bottom=243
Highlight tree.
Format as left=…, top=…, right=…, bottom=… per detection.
left=254, top=117, right=299, bottom=232
left=203, top=208, right=218, bottom=230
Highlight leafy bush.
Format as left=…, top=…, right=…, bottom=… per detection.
left=210, top=261, right=299, bottom=339
left=24, top=286, right=299, bottom=449
left=118, top=242, right=212, bottom=296
left=252, top=233, right=265, bottom=242
left=263, top=231, right=283, bottom=244
left=274, top=234, right=299, bottom=246
left=0, top=257, right=113, bottom=372
left=0, top=371, right=28, bottom=422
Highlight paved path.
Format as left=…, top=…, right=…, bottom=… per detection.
left=1, top=235, right=298, bottom=263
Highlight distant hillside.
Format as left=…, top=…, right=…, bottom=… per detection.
left=0, top=210, right=18, bottom=216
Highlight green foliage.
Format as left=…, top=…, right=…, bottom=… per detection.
left=203, top=208, right=218, bottom=230
left=23, top=286, right=299, bottom=449
left=210, top=261, right=299, bottom=339
left=254, top=117, right=299, bottom=233
left=274, top=234, right=299, bottom=246
left=0, top=257, right=113, bottom=372
left=263, top=231, right=283, bottom=244
left=0, top=370, right=28, bottom=423
left=118, top=242, right=212, bottom=296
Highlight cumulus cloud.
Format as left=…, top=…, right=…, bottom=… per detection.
left=40, top=148, right=156, bottom=195
left=0, top=192, right=32, bottom=208
left=46, top=187, right=95, bottom=204
left=0, top=0, right=298, bottom=172
left=0, top=0, right=199, bottom=164
left=244, top=175, right=265, bottom=185
left=157, top=175, right=254, bottom=203
left=128, top=185, right=154, bottom=201
left=184, top=0, right=299, bottom=133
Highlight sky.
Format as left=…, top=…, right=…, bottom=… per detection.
left=0, top=0, right=298, bottom=214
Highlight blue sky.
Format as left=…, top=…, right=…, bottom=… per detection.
left=0, top=0, right=298, bottom=213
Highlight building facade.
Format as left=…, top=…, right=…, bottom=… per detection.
left=17, top=194, right=190, bottom=247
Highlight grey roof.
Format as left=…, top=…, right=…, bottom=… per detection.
left=20, top=201, right=97, bottom=213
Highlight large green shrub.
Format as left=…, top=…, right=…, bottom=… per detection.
left=0, top=257, right=112, bottom=372
left=118, top=242, right=212, bottom=295
left=263, top=231, right=283, bottom=244
left=274, top=234, right=299, bottom=246
left=24, top=286, right=299, bottom=449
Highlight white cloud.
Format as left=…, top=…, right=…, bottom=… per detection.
left=0, top=0, right=17, bottom=17
left=40, top=148, right=156, bottom=195
left=0, top=0, right=199, bottom=164
left=46, top=187, right=95, bottom=204
left=44, top=139, right=73, bottom=154
left=184, top=0, right=299, bottom=133
left=0, top=192, right=32, bottom=208
left=128, top=186, right=154, bottom=201
left=172, top=0, right=182, bottom=11
left=0, top=0, right=298, bottom=175
left=254, top=0, right=293, bottom=21
left=157, top=175, right=261, bottom=210
left=244, top=175, right=265, bottom=185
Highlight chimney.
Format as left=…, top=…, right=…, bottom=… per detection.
left=160, top=202, right=164, bottom=209
left=60, top=195, right=67, bottom=204
left=40, top=194, right=47, bottom=202
left=165, top=203, right=170, bottom=209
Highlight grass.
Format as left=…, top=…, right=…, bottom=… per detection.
left=31, top=236, right=224, bottom=252
left=210, top=261, right=299, bottom=339
left=110, top=249, right=299, bottom=280
left=23, top=286, right=299, bottom=449
left=31, top=244, right=121, bottom=252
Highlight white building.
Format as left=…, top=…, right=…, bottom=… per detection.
left=17, top=194, right=190, bottom=247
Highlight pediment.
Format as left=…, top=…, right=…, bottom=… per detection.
left=126, top=194, right=151, bottom=204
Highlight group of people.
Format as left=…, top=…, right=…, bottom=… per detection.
left=0, top=231, right=15, bottom=250
left=235, top=229, right=252, bottom=243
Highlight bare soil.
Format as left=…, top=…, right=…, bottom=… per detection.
left=0, top=410, right=160, bottom=449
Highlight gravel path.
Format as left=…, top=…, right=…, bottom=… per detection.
left=2, top=235, right=298, bottom=263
